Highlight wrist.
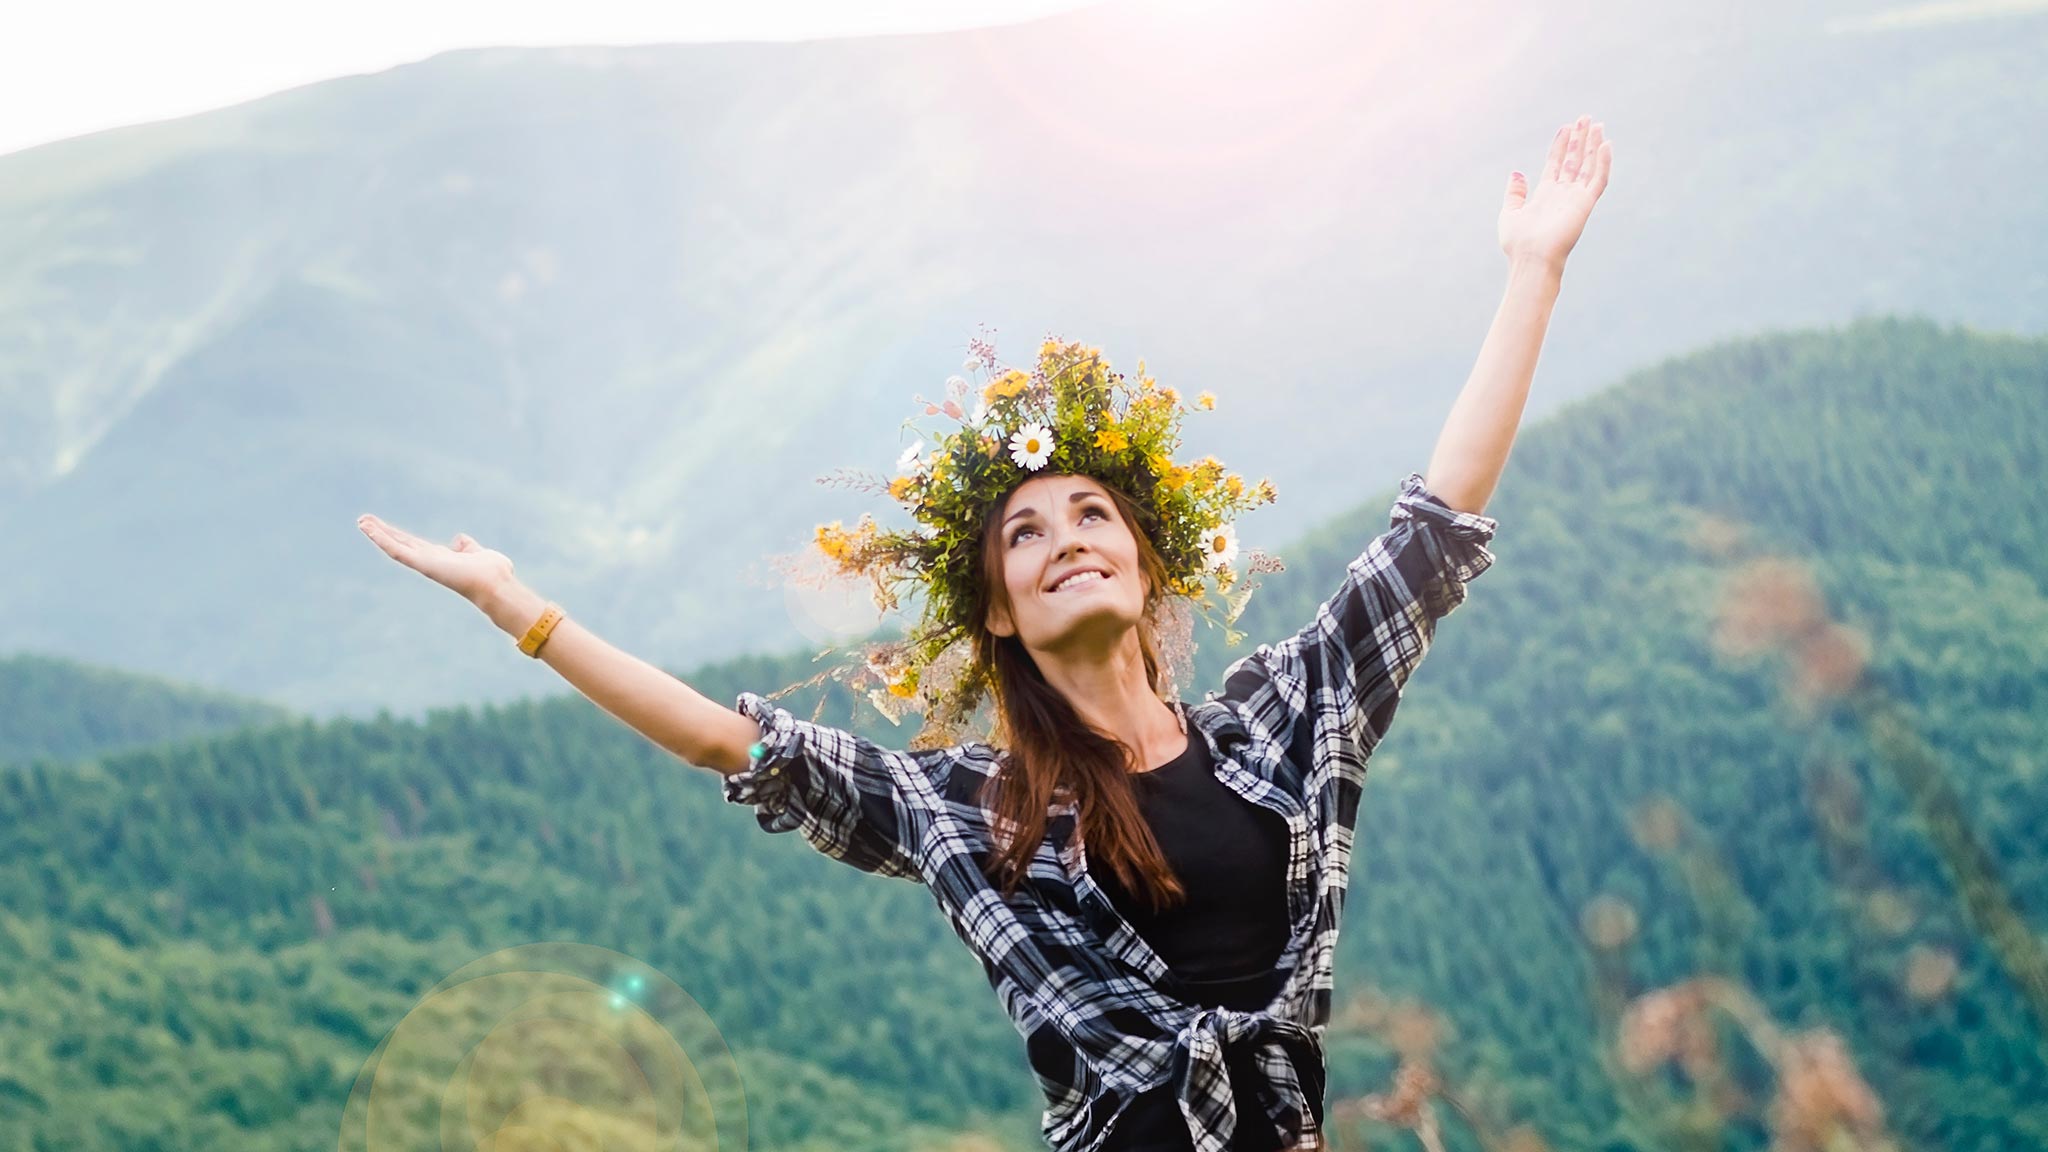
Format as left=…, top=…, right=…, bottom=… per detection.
left=1506, top=251, right=1566, bottom=284
left=476, top=577, right=550, bottom=639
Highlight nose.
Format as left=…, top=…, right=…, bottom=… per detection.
left=1048, top=523, right=1089, bottom=565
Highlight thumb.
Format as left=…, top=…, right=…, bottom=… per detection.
left=1503, top=170, right=1527, bottom=210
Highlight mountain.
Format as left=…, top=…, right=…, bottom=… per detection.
left=0, top=0, right=2042, bottom=717
left=0, top=651, right=290, bottom=764
left=1192, top=314, right=2048, bottom=1148
left=1, top=316, right=2042, bottom=1149
left=0, top=645, right=1050, bottom=1152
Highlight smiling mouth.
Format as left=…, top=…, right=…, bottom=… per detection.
left=1049, top=570, right=1112, bottom=594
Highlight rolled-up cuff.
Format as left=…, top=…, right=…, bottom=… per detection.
left=1386, top=471, right=1499, bottom=611
left=1389, top=471, right=1499, bottom=543
left=721, top=690, right=807, bottom=834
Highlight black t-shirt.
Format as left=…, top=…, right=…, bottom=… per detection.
left=1090, top=728, right=1293, bottom=994
left=1092, top=730, right=1307, bottom=1152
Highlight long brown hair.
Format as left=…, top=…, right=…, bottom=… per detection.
left=969, top=474, right=1188, bottom=913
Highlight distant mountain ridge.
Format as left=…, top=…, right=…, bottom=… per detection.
left=0, top=652, right=289, bottom=764
left=1, top=0, right=2041, bottom=723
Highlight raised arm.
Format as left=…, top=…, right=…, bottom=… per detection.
left=355, top=516, right=942, bottom=880
left=1428, top=114, right=1612, bottom=515
left=473, top=575, right=760, bottom=774
left=355, top=516, right=757, bottom=775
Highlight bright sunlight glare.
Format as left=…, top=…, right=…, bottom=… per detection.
left=0, top=0, right=1105, bottom=157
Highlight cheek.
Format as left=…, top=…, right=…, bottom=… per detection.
left=1007, top=561, right=1039, bottom=608
left=1120, top=550, right=1147, bottom=602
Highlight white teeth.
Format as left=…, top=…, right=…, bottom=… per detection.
left=1053, top=571, right=1108, bottom=592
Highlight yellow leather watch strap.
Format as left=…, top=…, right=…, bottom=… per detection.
left=516, top=603, right=566, bottom=657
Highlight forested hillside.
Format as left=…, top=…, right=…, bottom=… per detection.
left=0, top=648, right=1044, bottom=1152
left=1, top=316, right=2041, bottom=1149
left=1189, top=314, right=2047, bottom=1148
left=0, top=652, right=289, bottom=764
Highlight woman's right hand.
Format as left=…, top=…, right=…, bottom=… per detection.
left=357, top=513, right=517, bottom=607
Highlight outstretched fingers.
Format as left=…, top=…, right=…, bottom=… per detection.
left=359, top=515, right=403, bottom=548
left=1579, top=122, right=1606, bottom=186
left=359, top=514, right=434, bottom=568
left=390, top=520, right=435, bottom=551
left=1541, top=122, right=1569, bottom=185
left=1561, top=115, right=1590, bottom=182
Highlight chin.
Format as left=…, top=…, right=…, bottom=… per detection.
left=1042, top=602, right=1144, bottom=646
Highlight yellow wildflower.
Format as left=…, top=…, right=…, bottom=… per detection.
left=815, top=522, right=852, bottom=563
left=1162, top=465, right=1193, bottom=492
left=1197, top=391, right=1216, bottom=411
left=887, top=668, right=920, bottom=698
left=888, top=475, right=918, bottom=501
left=982, top=369, right=1029, bottom=405
left=1095, top=424, right=1129, bottom=452
left=1225, top=475, right=1244, bottom=498
left=1159, top=387, right=1180, bottom=407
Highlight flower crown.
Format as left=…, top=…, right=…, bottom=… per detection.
left=774, top=329, right=1282, bottom=749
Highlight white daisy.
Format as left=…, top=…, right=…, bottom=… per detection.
left=1008, top=423, right=1054, bottom=470
left=896, top=440, right=926, bottom=475
left=1202, top=522, right=1240, bottom=571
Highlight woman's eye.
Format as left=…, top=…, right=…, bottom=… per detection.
left=1010, top=506, right=1107, bottom=545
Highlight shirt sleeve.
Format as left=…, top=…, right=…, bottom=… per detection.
left=720, top=690, right=952, bottom=883
left=1214, top=471, right=1499, bottom=764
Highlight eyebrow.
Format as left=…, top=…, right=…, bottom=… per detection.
left=1004, top=490, right=1105, bottom=529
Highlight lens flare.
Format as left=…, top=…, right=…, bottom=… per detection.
left=337, top=942, right=747, bottom=1152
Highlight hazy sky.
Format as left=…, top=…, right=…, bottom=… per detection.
left=1, top=0, right=1108, bottom=158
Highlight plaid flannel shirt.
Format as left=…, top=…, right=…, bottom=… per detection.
left=722, top=471, right=1499, bottom=1152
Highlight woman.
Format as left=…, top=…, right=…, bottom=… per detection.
left=359, top=116, right=1612, bottom=1152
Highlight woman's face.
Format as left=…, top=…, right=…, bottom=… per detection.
left=985, top=473, right=1150, bottom=652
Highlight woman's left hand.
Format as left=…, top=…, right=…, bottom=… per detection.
left=1499, top=115, right=1613, bottom=271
